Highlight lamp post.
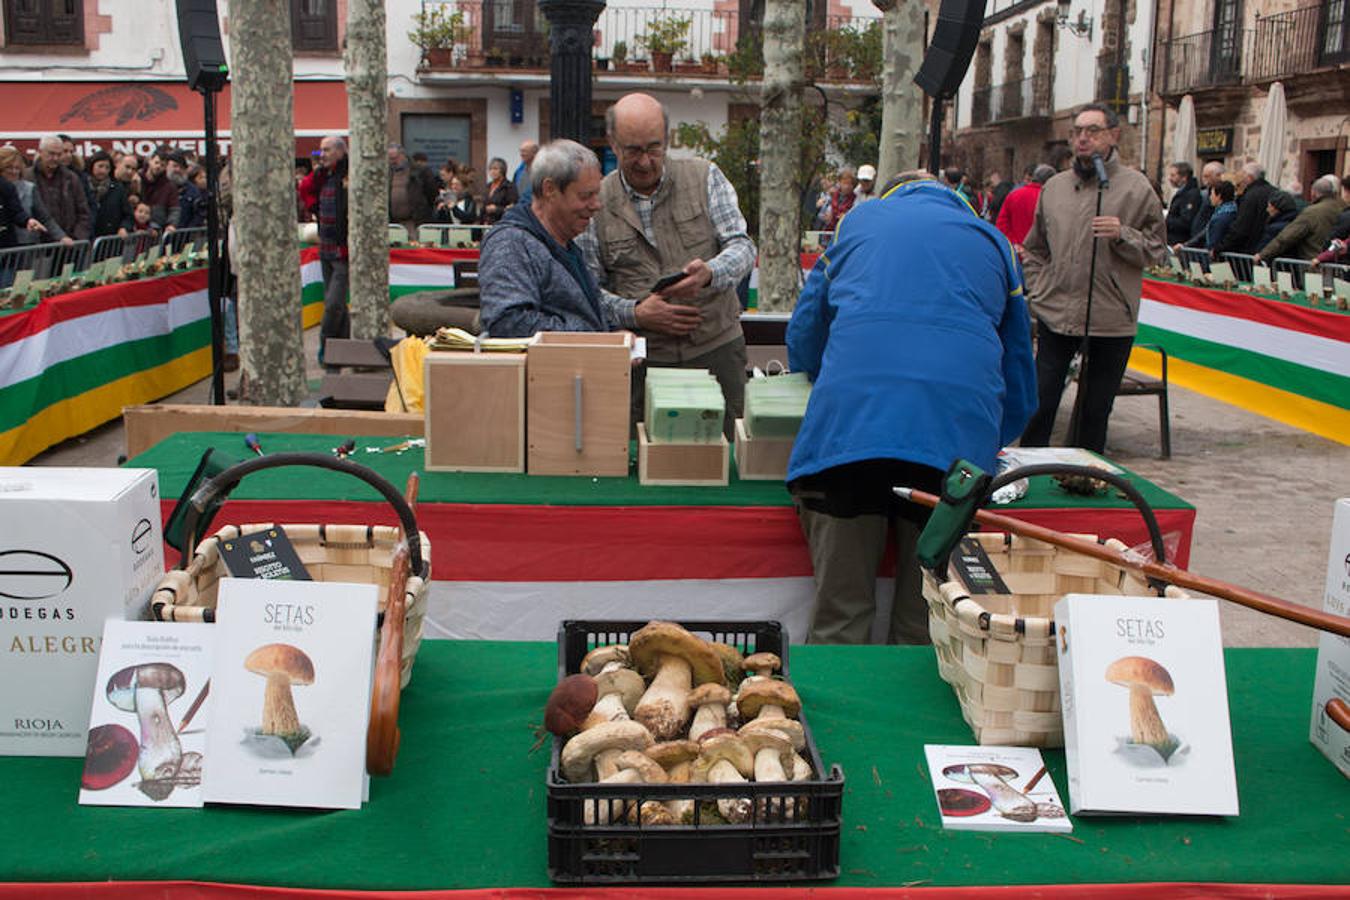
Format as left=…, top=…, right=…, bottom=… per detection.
left=538, top=0, right=606, bottom=144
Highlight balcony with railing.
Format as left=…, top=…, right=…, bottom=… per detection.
left=411, top=1, right=881, bottom=81
left=1158, top=26, right=1249, bottom=96
left=969, top=73, right=1053, bottom=127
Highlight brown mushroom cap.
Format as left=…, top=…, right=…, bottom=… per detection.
left=244, top=644, right=315, bottom=685
left=611, top=749, right=669, bottom=783
left=743, top=652, right=781, bottom=674
left=736, top=679, right=801, bottom=720
left=1105, top=656, right=1174, bottom=695
left=581, top=644, right=631, bottom=675
left=739, top=727, right=795, bottom=777
left=692, top=732, right=754, bottom=780
left=647, top=739, right=701, bottom=769
left=740, top=716, right=805, bottom=751
left=106, top=663, right=187, bottom=711
left=687, top=683, right=732, bottom=708
left=560, top=719, right=653, bottom=782
left=595, top=668, right=645, bottom=713
left=628, top=621, right=726, bottom=686
left=544, top=674, right=598, bottom=737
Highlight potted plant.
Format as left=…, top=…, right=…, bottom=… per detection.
left=611, top=39, right=627, bottom=69
left=700, top=51, right=720, bottom=75
left=636, top=14, right=690, bottom=73
left=675, top=56, right=702, bottom=74
left=409, top=6, right=467, bottom=68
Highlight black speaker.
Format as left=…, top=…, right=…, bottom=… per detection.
left=176, top=0, right=229, bottom=93
left=914, top=0, right=987, bottom=99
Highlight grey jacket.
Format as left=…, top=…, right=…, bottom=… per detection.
left=12, top=179, right=64, bottom=244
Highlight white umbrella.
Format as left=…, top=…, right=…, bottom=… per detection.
left=1256, top=82, right=1287, bottom=185
left=1171, top=94, right=1198, bottom=176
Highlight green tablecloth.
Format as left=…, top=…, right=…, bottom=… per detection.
left=1, top=644, right=1342, bottom=890
left=131, top=431, right=1192, bottom=513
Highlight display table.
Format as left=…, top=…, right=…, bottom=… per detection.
left=130, top=431, right=1196, bottom=641
left=0, top=643, right=1342, bottom=897
left=1136, top=277, right=1350, bottom=444
left=0, top=270, right=211, bottom=465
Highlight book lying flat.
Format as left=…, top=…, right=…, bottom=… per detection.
left=924, top=744, right=1072, bottom=833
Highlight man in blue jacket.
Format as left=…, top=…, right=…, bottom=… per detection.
left=786, top=172, right=1037, bottom=645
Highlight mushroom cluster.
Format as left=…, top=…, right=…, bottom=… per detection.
left=546, top=621, right=815, bottom=826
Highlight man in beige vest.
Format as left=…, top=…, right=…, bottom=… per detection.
left=578, top=93, right=757, bottom=438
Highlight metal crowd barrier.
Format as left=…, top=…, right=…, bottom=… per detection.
left=0, top=239, right=91, bottom=285
left=388, top=224, right=409, bottom=245
left=90, top=231, right=158, bottom=265
left=1320, top=261, right=1350, bottom=284
left=1220, top=252, right=1258, bottom=283
left=416, top=223, right=489, bottom=248
left=160, top=226, right=208, bottom=256
left=1270, top=257, right=1311, bottom=292
left=1177, top=246, right=1211, bottom=274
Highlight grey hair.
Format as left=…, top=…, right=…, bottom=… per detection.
left=530, top=139, right=600, bottom=196
left=1076, top=102, right=1120, bottom=129
left=322, top=136, right=347, bottom=153
left=38, top=134, right=64, bottom=151
left=1312, top=174, right=1339, bottom=197
left=1243, top=161, right=1265, bottom=180
left=1032, top=164, right=1056, bottom=184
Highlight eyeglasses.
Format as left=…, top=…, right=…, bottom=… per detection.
left=1070, top=125, right=1109, bottom=138
left=619, top=142, right=666, bottom=162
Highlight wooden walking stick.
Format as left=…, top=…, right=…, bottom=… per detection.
left=366, top=472, right=420, bottom=776
left=897, top=485, right=1350, bottom=639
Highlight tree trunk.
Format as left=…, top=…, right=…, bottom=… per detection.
left=757, top=0, right=804, bottom=313
left=345, top=0, right=390, bottom=339
left=232, top=0, right=306, bottom=406
left=874, top=0, right=926, bottom=182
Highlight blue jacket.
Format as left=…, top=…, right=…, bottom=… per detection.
left=786, top=180, right=1037, bottom=481
left=1205, top=201, right=1237, bottom=250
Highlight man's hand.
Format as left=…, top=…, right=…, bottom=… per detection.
left=117, top=227, right=128, bottom=238
left=659, top=259, right=713, bottom=300
left=1092, top=216, right=1122, bottom=240
left=1252, top=252, right=1262, bottom=264
left=25, top=219, right=44, bottom=233
left=59, top=236, right=74, bottom=247
left=635, top=294, right=701, bottom=336
left=165, top=224, right=177, bottom=234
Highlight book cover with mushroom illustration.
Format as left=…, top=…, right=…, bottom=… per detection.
left=1054, top=594, right=1239, bottom=816
left=924, top=745, right=1072, bottom=833
left=78, top=619, right=213, bottom=808
left=203, top=578, right=376, bottom=810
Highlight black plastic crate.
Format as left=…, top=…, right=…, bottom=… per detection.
left=547, top=619, right=845, bottom=884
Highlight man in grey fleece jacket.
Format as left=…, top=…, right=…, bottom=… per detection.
left=479, top=140, right=614, bottom=337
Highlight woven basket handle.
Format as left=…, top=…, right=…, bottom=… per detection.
left=984, top=462, right=1169, bottom=569
left=178, top=452, right=427, bottom=579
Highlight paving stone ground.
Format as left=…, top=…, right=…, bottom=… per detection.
left=29, top=328, right=1350, bottom=647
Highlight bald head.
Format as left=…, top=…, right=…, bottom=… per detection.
left=519, top=140, right=538, bottom=165
left=607, top=93, right=670, bottom=194
left=319, top=136, right=346, bottom=170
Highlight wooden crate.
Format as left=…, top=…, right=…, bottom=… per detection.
left=424, top=352, right=526, bottom=472
left=527, top=332, right=632, bottom=477
left=733, top=417, right=793, bottom=481
left=637, top=422, right=728, bottom=486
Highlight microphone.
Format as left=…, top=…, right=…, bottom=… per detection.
left=1091, top=153, right=1110, bottom=189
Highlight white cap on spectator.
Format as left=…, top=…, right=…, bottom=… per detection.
left=858, top=164, right=877, bottom=182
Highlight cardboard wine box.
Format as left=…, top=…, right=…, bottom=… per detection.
left=1054, top=593, right=1239, bottom=816
left=1310, top=498, right=1350, bottom=778
left=0, top=467, right=163, bottom=756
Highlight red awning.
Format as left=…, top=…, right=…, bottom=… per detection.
left=0, top=80, right=348, bottom=157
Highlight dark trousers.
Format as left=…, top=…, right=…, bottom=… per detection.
left=1021, top=321, right=1134, bottom=454
left=319, top=257, right=350, bottom=362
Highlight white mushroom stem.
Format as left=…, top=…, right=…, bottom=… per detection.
left=585, top=767, right=642, bottom=825
left=134, top=686, right=182, bottom=781
left=752, top=748, right=788, bottom=782
left=970, top=766, right=1037, bottom=822
left=591, top=691, right=630, bottom=723
left=635, top=654, right=694, bottom=739
left=260, top=675, right=301, bottom=736
left=791, top=753, right=812, bottom=781
left=594, top=748, right=625, bottom=780
left=689, top=701, right=727, bottom=742
left=707, top=759, right=752, bottom=823
left=666, top=761, right=694, bottom=823
left=753, top=704, right=787, bottom=722
left=1128, top=686, right=1170, bottom=747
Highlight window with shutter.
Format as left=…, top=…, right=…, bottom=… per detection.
left=291, top=0, right=336, bottom=52
left=4, top=0, right=85, bottom=46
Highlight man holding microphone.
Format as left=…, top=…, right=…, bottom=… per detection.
left=1019, top=103, right=1166, bottom=454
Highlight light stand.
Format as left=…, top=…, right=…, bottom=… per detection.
left=201, top=87, right=225, bottom=405
left=1066, top=176, right=1107, bottom=447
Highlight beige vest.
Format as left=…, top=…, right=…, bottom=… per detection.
left=593, top=158, right=742, bottom=361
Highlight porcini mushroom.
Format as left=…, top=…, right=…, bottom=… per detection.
left=739, top=715, right=805, bottom=752
left=736, top=678, right=801, bottom=728
left=740, top=727, right=794, bottom=783
left=647, top=739, right=701, bottom=822
left=580, top=644, right=631, bottom=675
left=106, top=663, right=186, bottom=784
left=691, top=731, right=755, bottom=823
left=544, top=674, right=598, bottom=738
left=628, top=621, right=725, bottom=740
left=560, top=719, right=653, bottom=782
left=584, top=667, right=646, bottom=730
left=743, top=652, right=781, bottom=679
left=588, top=749, right=670, bottom=825
left=687, top=683, right=733, bottom=741
left=81, top=723, right=139, bottom=791
left=244, top=643, right=315, bottom=744
left=943, top=763, right=1037, bottom=822
left=708, top=642, right=745, bottom=687
left=1105, top=655, right=1178, bottom=761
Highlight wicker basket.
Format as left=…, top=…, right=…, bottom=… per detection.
left=151, top=521, right=430, bottom=688
left=924, top=531, right=1185, bottom=748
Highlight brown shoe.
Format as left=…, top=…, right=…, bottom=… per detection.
left=223, top=353, right=240, bottom=373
